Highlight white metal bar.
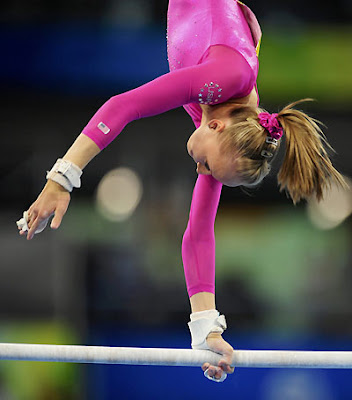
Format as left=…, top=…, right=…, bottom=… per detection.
left=0, top=343, right=351, bottom=368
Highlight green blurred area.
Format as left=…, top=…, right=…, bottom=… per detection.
left=0, top=323, right=79, bottom=400
left=258, top=25, right=352, bottom=108
left=215, top=206, right=351, bottom=332
left=1, top=23, right=352, bottom=399
left=62, top=200, right=352, bottom=334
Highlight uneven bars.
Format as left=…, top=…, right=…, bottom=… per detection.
left=0, top=343, right=351, bottom=368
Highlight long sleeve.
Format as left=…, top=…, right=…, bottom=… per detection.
left=81, top=45, right=253, bottom=299
left=82, top=45, right=255, bottom=149
left=182, top=175, right=222, bottom=297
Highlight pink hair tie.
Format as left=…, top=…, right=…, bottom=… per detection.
left=258, top=112, right=283, bottom=141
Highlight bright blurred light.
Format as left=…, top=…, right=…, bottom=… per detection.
left=95, top=167, right=143, bottom=222
left=307, top=176, right=352, bottom=230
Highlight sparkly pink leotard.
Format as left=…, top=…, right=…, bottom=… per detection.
left=82, top=0, right=261, bottom=297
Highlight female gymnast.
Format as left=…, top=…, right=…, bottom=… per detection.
left=17, top=0, right=346, bottom=383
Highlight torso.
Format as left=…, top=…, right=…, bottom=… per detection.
left=167, top=0, right=261, bottom=76
left=167, top=0, right=262, bottom=128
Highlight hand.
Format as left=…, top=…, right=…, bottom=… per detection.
left=201, top=332, right=235, bottom=382
left=18, top=180, right=71, bottom=240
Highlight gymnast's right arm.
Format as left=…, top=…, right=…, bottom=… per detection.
left=18, top=46, right=253, bottom=240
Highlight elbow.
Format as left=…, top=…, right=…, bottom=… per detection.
left=182, top=221, right=215, bottom=248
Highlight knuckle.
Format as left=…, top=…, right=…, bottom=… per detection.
left=38, top=210, right=49, bottom=219
left=31, top=209, right=39, bottom=217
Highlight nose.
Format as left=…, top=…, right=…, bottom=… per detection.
left=196, top=162, right=211, bottom=175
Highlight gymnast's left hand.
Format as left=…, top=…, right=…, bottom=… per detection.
left=202, top=332, right=235, bottom=381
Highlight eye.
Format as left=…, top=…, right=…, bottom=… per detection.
left=204, top=161, right=211, bottom=171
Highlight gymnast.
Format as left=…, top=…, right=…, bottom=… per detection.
left=17, top=0, right=346, bottom=382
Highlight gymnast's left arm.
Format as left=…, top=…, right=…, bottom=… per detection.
left=189, top=291, right=235, bottom=382
left=183, top=175, right=235, bottom=382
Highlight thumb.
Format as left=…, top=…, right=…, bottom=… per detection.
left=51, top=206, right=66, bottom=230
left=50, top=215, right=61, bottom=230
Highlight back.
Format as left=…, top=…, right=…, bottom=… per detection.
left=167, top=0, right=261, bottom=77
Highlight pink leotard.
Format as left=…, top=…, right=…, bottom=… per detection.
left=82, top=0, right=261, bottom=297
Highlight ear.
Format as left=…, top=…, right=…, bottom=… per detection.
left=208, top=119, right=226, bottom=133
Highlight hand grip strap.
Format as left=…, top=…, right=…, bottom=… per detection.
left=46, top=159, right=82, bottom=192
left=188, top=310, right=227, bottom=350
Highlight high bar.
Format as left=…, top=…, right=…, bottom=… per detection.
left=0, top=343, right=351, bottom=368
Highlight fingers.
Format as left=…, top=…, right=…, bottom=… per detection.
left=18, top=206, right=63, bottom=240
left=18, top=183, right=71, bottom=240
left=219, top=359, right=234, bottom=374
left=200, top=336, right=235, bottom=382
left=217, top=351, right=235, bottom=375
left=202, top=362, right=210, bottom=372
left=16, top=210, right=31, bottom=238
left=202, top=360, right=233, bottom=382
left=24, top=209, right=51, bottom=240
left=27, top=214, right=40, bottom=240
left=202, top=364, right=225, bottom=381
left=218, top=347, right=235, bottom=373
left=203, top=361, right=233, bottom=376
left=50, top=216, right=61, bottom=230
left=50, top=204, right=68, bottom=230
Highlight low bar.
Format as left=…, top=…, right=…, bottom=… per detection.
left=0, top=343, right=351, bottom=368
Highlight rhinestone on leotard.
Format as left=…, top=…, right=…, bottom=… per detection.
left=198, top=82, right=224, bottom=105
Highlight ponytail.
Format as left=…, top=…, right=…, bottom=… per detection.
left=277, top=99, right=347, bottom=204
left=219, top=99, right=347, bottom=203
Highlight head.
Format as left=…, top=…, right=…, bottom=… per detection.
left=187, top=118, right=242, bottom=186
left=187, top=104, right=280, bottom=188
left=188, top=99, right=347, bottom=203
left=217, top=104, right=281, bottom=189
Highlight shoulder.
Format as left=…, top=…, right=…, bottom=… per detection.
left=204, top=45, right=256, bottom=98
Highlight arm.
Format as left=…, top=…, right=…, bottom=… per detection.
left=188, top=287, right=235, bottom=382
left=19, top=46, right=253, bottom=240
left=182, top=174, right=222, bottom=297
left=19, top=134, right=100, bottom=240
left=183, top=171, right=234, bottom=382
left=81, top=45, right=255, bottom=150
left=62, top=133, right=101, bottom=169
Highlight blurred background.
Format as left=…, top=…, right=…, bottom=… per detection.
left=1, top=0, right=352, bottom=399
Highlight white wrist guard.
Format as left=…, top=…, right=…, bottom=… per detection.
left=188, top=310, right=227, bottom=350
left=46, top=158, right=82, bottom=192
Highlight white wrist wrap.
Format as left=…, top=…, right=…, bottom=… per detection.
left=46, top=158, right=82, bottom=192
left=188, top=310, right=227, bottom=350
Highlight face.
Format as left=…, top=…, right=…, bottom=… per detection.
left=186, top=121, right=241, bottom=187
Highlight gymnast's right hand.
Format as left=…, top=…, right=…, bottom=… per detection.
left=202, top=332, right=235, bottom=382
left=17, top=180, right=70, bottom=240
left=188, top=309, right=234, bottom=382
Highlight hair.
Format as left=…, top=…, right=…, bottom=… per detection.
left=219, top=99, right=347, bottom=204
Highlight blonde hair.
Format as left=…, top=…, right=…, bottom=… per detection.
left=220, top=99, right=347, bottom=204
